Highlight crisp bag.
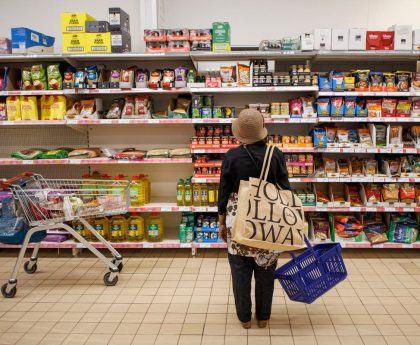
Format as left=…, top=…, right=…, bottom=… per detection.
left=232, top=145, right=305, bottom=251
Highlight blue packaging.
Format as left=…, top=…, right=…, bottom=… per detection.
left=343, top=97, right=356, bottom=117
left=330, top=71, right=345, bottom=92
left=355, top=98, right=368, bottom=117
left=318, top=74, right=331, bottom=91
left=201, top=107, right=212, bottom=118
left=312, top=127, right=327, bottom=148
left=316, top=98, right=330, bottom=116
left=11, top=27, right=55, bottom=54
left=330, top=97, right=344, bottom=116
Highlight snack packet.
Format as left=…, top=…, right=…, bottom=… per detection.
left=381, top=99, right=397, bottom=117
left=21, top=67, right=32, bottom=90
left=47, top=64, right=62, bottom=90
left=330, top=97, right=344, bottom=116
left=20, top=96, right=38, bottom=120
left=31, top=65, right=47, bottom=90
left=344, top=97, right=356, bottom=116
left=366, top=100, right=382, bottom=117
left=237, top=64, right=250, bottom=85
left=316, top=98, right=330, bottom=116
left=6, top=96, right=21, bottom=121
left=395, top=100, right=412, bottom=117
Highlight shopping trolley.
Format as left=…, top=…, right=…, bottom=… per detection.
left=1, top=172, right=130, bottom=298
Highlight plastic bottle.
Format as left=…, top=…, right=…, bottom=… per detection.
left=200, top=183, right=208, bottom=206
left=184, top=178, right=193, bottom=206
left=112, top=174, right=127, bottom=199
left=73, top=220, right=90, bottom=242
left=179, top=223, right=187, bottom=243
left=110, top=215, right=127, bottom=242
left=193, top=183, right=201, bottom=206
left=93, top=217, right=110, bottom=241
left=176, top=179, right=185, bottom=206
left=130, top=175, right=141, bottom=207
left=127, top=213, right=145, bottom=242
left=144, top=174, right=151, bottom=203
left=81, top=173, right=93, bottom=202
left=208, top=184, right=216, bottom=207
left=146, top=212, right=164, bottom=242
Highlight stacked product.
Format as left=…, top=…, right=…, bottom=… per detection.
left=176, top=178, right=218, bottom=207
left=179, top=212, right=194, bottom=243
left=194, top=213, right=220, bottom=243
left=108, top=7, right=131, bottom=53
left=144, top=28, right=212, bottom=52
left=191, top=95, right=235, bottom=119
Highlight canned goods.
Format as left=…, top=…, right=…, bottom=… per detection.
left=271, top=102, right=281, bottom=115
left=206, top=137, right=213, bottom=145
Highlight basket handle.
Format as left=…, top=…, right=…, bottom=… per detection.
left=1, top=172, right=34, bottom=189
left=288, top=236, right=314, bottom=262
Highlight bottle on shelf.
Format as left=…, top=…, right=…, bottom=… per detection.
left=73, top=220, right=90, bottom=242
left=143, top=174, right=151, bottom=204
left=208, top=184, right=216, bottom=207
left=184, top=178, right=193, bottom=206
left=110, top=215, right=127, bottom=242
left=146, top=212, right=164, bottom=242
left=112, top=174, right=127, bottom=198
left=127, top=213, right=145, bottom=242
left=176, top=179, right=185, bottom=206
left=179, top=223, right=187, bottom=243
left=92, top=217, right=110, bottom=241
left=193, top=183, right=201, bottom=206
left=200, top=183, right=208, bottom=206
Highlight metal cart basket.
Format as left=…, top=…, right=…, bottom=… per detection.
left=1, top=172, right=130, bottom=298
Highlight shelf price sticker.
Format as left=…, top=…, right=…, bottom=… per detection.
left=180, top=243, right=191, bottom=248
left=143, top=243, right=154, bottom=248
left=161, top=206, right=172, bottom=212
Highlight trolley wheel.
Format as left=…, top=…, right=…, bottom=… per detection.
left=112, top=259, right=123, bottom=272
left=1, top=283, right=16, bottom=298
left=103, top=272, right=118, bottom=287
left=24, top=261, right=37, bottom=274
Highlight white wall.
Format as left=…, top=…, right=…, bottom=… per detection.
left=0, top=0, right=141, bottom=52
left=160, top=0, right=420, bottom=46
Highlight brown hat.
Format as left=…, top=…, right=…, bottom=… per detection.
left=232, top=109, right=268, bottom=144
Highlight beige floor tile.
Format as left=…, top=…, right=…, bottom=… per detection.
left=334, top=324, right=358, bottom=336
left=315, top=335, right=341, bottom=345
left=293, top=335, right=318, bottom=345
left=356, top=324, right=381, bottom=336
left=203, top=323, right=226, bottom=336
left=201, top=335, right=225, bottom=345
left=181, top=323, right=205, bottom=335
left=399, top=325, right=420, bottom=336
left=137, top=323, right=162, bottom=335
left=49, top=321, right=77, bottom=334
left=225, top=335, right=249, bottom=345
left=114, top=322, right=140, bottom=335
left=84, top=333, right=113, bottom=345
left=15, top=333, right=44, bottom=345
left=338, top=335, right=364, bottom=345
left=377, top=324, right=403, bottom=336
left=155, top=334, right=180, bottom=345
left=331, top=314, right=354, bottom=325
left=92, top=322, right=119, bottom=334
left=247, top=335, right=270, bottom=345
left=291, top=324, right=314, bottom=336
left=62, top=333, right=90, bottom=345
left=373, top=314, right=396, bottom=325
left=178, top=335, right=203, bottom=345
left=121, top=312, right=145, bottom=323
left=360, top=335, right=387, bottom=345
left=313, top=324, right=337, bottom=336
left=384, top=336, right=411, bottom=345
left=225, top=323, right=248, bottom=336
left=269, top=324, right=291, bottom=336
left=38, top=333, right=68, bottom=345
left=407, top=336, right=420, bottom=345
left=159, top=323, right=183, bottom=335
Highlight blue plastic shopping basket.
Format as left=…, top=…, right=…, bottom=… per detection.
left=275, top=237, right=347, bottom=304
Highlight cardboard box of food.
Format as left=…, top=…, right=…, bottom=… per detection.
left=111, top=30, right=131, bottom=53
left=62, top=33, right=86, bottom=53
left=85, top=21, right=110, bottom=33
left=11, top=27, right=55, bottom=54
left=331, top=29, right=349, bottom=50
left=61, top=12, right=96, bottom=33
left=314, top=28, right=331, bottom=50
left=366, top=31, right=382, bottom=50
left=0, top=37, right=11, bottom=54
left=300, top=33, right=314, bottom=51
left=389, top=25, right=412, bottom=50
left=109, top=7, right=130, bottom=33
left=349, top=28, right=366, bottom=50
left=86, top=33, right=111, bottom=53
left=212, top=22, right=231, bottom=52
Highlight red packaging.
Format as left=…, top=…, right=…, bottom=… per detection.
left=366, top=31, right=382, bottom=50
left=381, top=98, right=397, bottom=117
left=381, top=31, right=394, bottom=50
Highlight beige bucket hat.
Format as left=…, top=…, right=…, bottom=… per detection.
left=232, top=109, right=268, bottom=144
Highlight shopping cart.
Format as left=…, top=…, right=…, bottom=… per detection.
left=275, top=237, right=347, bottom=304
left=1, top=172, right=130, bottom=298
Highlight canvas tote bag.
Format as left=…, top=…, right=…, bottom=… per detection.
left=232, top=145, right=305, bottom=251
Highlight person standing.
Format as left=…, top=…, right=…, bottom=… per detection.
left=218, top=109, right=291, bottom=329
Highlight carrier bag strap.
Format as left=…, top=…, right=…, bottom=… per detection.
left=263, top=145, right=275, bottom=181
left=242, top=145, right=260, bottom=171
left=259, top=145, right=274, bottom=180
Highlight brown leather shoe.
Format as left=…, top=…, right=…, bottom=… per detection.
left=240, top=321, right=251, bottom=329
left=257, top=320, right=268, bottom=328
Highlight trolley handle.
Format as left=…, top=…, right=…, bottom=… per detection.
left=1, top=172, right=34, bottom=189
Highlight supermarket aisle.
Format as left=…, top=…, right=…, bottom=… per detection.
left=0, top=249, right=419, bottom=345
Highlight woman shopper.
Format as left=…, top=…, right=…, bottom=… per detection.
left=218, top=108, right=291, bottom=329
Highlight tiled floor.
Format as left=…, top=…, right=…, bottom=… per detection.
left=0, top=249, right=419, bottom=345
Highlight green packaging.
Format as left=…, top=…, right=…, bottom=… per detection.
left=212, top=22, right=231, bottom=52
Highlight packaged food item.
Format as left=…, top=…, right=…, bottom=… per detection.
left=47, top=64, right=62, bottom=90
left=31, top=65, right=47, bottom=90
left=68, top=148, right=100, bottom=159
left=354, top=70, right=370, bottom=90
left=395, top=71, right=411, bottom=92
left=6, top=96, right=21, bottom=121
left=79, top=99, right=97, bottom=119
left=330, top=97, right=344, bottom=116
left=220, top=66, right=235, bottom=83
left=121, top=96, right=135, bottom=117
left=366, top=100, right=382, bottom=117
left=65, top=101, right=81, bottom=119
left=21, top=67, right=32, bottom=90
left=365, top=160, right=378, bottom=175
left=106, top=98, right=125, bottom=119
left=369, top=72, right=383, bottom=91
left=381, top=99, right=397, bottom=117
left=169, top=148, right=191, bottom=158
left=120, top=67, right=135, bottom=88
left=133, top=96, right=152, bottom=118
left=74, top=69, right=86, bottom=88
left=347, top=185, right=363, bottom=206
left=289, top=98, right=302, bottom=116
left=344, top=75, right=355, bottom=91
left=383, top=72, right=396, bottom=91
left=237, top=64, right=250, bottom=86
left=312, top=218, right=329, bottom=240
left=313, top=127, right=327, bottom=148
left=350, top=157, right=363, bottom=175
left=316, top=190, right=330, bottom=203
left=375, top=124, right=387, bottom=147
left=324, top=157, right=336, bottom=173
left=301, top=97, right=316, bottom=116
left=39, top=149, right=69, bottom=159
left=146, top=148, right=170, bottom=158
left=330, top=71, right=345, bottom=91
left=357, top=128, right=373, bottom=145
left=0, top=102, right=5, bottom=120
left=365, top=183, right=382, bottom=204
left=135, top=69, right=149, bottom=88
left=411, top=99, right=420, bottom=117
left=348, top=129, right=358, bottom=144
left=363, top=214, right=388, bottom=244
left=161, top=69, right=175, bottom=89
left=388, top=214, right=418, bottom=244
left=144, top=29, right=167, bottom=42
left=344, top=97, right=356, bottom=116
left=334, top=215, right=363, bottom=238
left=337, top=128, right=349, bottom=143
left=85, top=65, right=98, bottom=88
left=316, top=98, right=330, bottom=116
left=382, top=184, right=399, bottom=202
left=355, top=98, right=367, bottom=117
left=395, top=100, right=412, bottom=117
left=384, top=158, right=400, bottom=176
left=63, top=68, right=75, bottom=89
left=326, top=127, right=337, bottom=143
left=20, top=96, right=38, bottom=120
left=389, top=125, right=402, bottom=146
left=318, top=74, right=331, bottom=91
left=399, top=184, right=415, bottom=203
left=11, top=149, right=44, bottom=160
left=338, top=159, right=350, bottom=175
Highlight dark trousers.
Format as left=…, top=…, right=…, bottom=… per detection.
left=228, top=254, right=276, bottom=323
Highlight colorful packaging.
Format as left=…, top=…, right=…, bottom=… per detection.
left=366, top=100, right=382, bottom=117
left=330, top=97, right=344, bottom=116
left=6, top=96, right=21, bottom=121
left=395, top=100, right=412, bottom=117
left=316, top=98, right=330, bottom=116
left=381, top=98, right=397, bottom=117
left=355, top=98, right=367, bottom=117
left=343, top=97, right=356, bottom=116
left=20, top=96, right=38, bottom=120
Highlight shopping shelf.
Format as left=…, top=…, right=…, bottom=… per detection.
left=190, top=147, right=420, bottom=154
left=0, top=239, right=419, bottom=250
left=0, top=158, right=193, bottom=165
left=318, top=91, right=420, bottom=97
left=191, top=176, right=420, bottom=183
